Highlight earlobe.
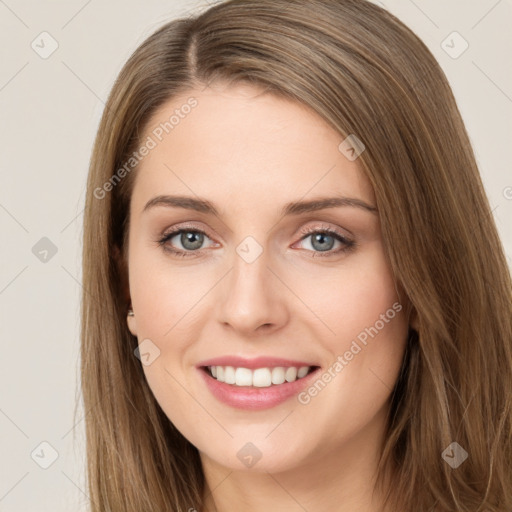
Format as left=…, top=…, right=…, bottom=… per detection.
left=397, top=289, right=419, bottom=333
left=127, top=309, right=137, bottom=336
left=113, top=244, right=137, bottom=336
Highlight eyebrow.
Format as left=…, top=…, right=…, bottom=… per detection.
left=143, top=195, right=378, bottom=216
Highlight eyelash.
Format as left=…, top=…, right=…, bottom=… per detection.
left=157, top=223, right=356, bottom=259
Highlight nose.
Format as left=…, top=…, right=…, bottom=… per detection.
left=216, top=246, right=289, bottom=336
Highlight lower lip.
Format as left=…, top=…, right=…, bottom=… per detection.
left=198, top=367, right=321, bottom=410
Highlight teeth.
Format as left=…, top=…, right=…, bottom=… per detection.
left=253, top=368, right=272, bottom=387
left=235, top=367, right=252, bottom=386
left=297, top=366, right=309, bottom=378
left=224, top=366, right=236, bottom=384
left=207, top=365, right=313, bottom=387
left=271, top=367, right=286, bottom=385
left=285, top=367, right=297, bottom=382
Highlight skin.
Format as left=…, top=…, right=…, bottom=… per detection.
left=125, top=81, right=414, bottom=512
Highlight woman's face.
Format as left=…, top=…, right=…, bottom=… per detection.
left=125, top=81, right=410, bottom=475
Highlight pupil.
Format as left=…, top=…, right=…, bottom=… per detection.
left=312, top=233, right=334, bottom=251
left=182, top=231, right=203, bottom=250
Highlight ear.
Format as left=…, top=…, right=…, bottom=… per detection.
left=395, top=283, right=419, bottom=333
left=409, top=307, right=419, bottom=333
left=113, top=244, right=137, bottom=337
left=126, top=311, right=138, bottom=337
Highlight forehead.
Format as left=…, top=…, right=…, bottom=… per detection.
left=131, top=82, right=375, bottom=213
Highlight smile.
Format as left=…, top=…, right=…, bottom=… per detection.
left=205, top=365, right=316, bottom=387
left=198, top=363, right=322, bottom=410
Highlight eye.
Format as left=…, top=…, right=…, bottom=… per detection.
left=157, top=225, right=217, bottom=258
left=157, top=223, right=355, bottom=258
left=293, top=224, right=355, bottom=257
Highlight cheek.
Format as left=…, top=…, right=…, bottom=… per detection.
left=127, top=250, right=202, bottom=427
left=295, top=245, right=408, bottom=397
left=128, top=243, right=206, bottom=339
left=293, top=244, right=401, bottom=342
left=324, top=254, right=407, bottom=403
left=127, top=242, right=220, bottom=400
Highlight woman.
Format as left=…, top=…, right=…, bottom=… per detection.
left=81, top=0, right=512, bottom=510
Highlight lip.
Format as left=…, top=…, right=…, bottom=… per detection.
left=196, top=355, right=318, bottom=370
left=197, top=365, right=322, bottom=411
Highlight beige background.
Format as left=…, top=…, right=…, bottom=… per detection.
left=0, top=0, right=511, bottom=510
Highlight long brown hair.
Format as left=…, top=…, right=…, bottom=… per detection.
left=81, top=0, right=512, bottom=510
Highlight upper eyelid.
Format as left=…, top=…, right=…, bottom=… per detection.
left=162, top=221, right=351, bottom=236
left=161, top=223, right=216, bottom=242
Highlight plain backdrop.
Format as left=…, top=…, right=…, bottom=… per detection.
left=0, top=0, right=511, bottom=510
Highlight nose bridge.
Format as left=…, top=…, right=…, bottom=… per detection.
left=217, top=235, right=287, bottom=333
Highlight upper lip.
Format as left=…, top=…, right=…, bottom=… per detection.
left=197, top=356, right=320, bottom=370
